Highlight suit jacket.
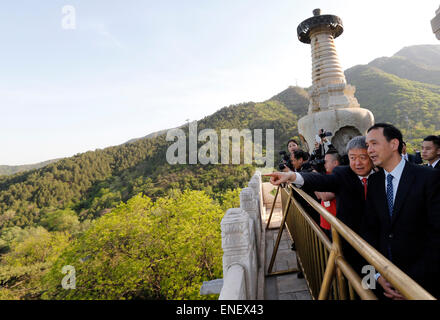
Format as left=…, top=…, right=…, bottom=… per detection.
left=300, top=166, right=369, bottom=273
left=406, top=152, right=422, bottom=165
left=301, top=166, right=367, bottom=234
left=363, top=162, right=440, bottom=297
left=295, top=167, right=322, bottom=225
left=424, top=162, right=440, bottom=169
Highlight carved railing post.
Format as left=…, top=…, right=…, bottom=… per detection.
left=220, top=208, right=257, bottom=299
left=248, top=172, right=263, bottom=228
left=240, top=187, right=261, bottom=262
left=249, top=174, right=261, bottom=206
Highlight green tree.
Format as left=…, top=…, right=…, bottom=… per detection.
left=40, top=208, right=80, bottom=234
left=0, top=227, right=70, bottom=299
left=42, top=191, right=224, bottom=300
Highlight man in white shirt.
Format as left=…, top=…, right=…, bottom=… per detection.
left=365, top=123, right=440, bottom=299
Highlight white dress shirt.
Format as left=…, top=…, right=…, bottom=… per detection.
left=375, top=156, right=406, bottom=281
left=429, top=158, right=440, bottom=168
left=383, top=157, right=406, bottom=204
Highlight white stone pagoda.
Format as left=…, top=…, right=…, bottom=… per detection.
left=296, top=9, right=374, bottom=154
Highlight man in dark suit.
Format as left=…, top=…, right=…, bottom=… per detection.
left=364, top=123, right=440, bottom=299
left=401, top=141, right=422, bottom=164
left=265, top=136, right=375, bottom=272
left=421, top=135, right=440, bottom=169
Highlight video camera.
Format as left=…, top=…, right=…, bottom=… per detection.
left=278, top=151, right=294, bottom=171
left=312, top=129, right=333, bottom=160
left=304, top=129, right=335, bottom=173
left=301, top=158, right=326, bottom=173
left=318, top=129, right=332, bottom=140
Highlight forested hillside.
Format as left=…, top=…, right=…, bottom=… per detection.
left=345, top=46, right=440, bottom=150
left=367, top=45, right=440, bottom=86
left=0, top=159, right=61, bottom=176
left=1, top=44, right=439, bottom=300
left=0, top=97, right=307, bottom=232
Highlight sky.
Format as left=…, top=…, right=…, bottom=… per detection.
left=0, top=0, right=439, bottom=165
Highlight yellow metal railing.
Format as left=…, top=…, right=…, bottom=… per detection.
left=267, top=184, right=436, bottom=300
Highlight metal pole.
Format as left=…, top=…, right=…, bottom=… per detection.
left=266, top=185, right=280, bottom=230
left=318, top=249, right=337, bottom=300
left=267, top=188, right=293, bottom=275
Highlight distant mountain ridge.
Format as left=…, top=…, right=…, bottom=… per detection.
left=0, top=159, right=61, bottom=176
left=368, top=45, right=440, bottom=86
left=124, top=128, right=171, bottom=145
left=394, top=45, right=440, bottom=69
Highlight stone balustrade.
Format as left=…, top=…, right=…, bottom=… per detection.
left=218, top=172, right=264, bottom=300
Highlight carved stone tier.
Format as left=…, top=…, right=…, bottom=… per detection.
left=297, top=9, right=343, bottom=44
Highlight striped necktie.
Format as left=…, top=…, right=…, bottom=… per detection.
left=386, top=174, right=394, bottom=217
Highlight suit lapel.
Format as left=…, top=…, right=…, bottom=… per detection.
left=391, top=162, right=415, bottom=225
left=348, top=168, right=364, bottom=200
left=370, top=169, right=390, bottom=224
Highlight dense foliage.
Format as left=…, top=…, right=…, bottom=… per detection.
left=1, top=190, right=239, bottom=300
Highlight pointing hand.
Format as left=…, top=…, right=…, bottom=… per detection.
left=263, top=172, right=296, bottom=186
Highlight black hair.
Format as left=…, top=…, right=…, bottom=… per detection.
left=423, top=135, right=440, bottom=148
left=287, top=139, right=299, bottom=148
left=367, top=123, right=403, bottom=154
left=293, top=149, right=309, bottom=161
left=325, top=149, right=342, bottom=164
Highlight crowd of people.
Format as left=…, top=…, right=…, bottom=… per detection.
left=266, top=124, right=440, bottom=300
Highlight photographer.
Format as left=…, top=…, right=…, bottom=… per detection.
left=310, top=129, right=334, bottom=160
left=278, top=150, right=294, bottom=172
left=291, top=150, right=310, bottom=172
left=287, top=139, right=300, bottom=154
left=299, top=129, right=336, bottom=174
left=279, top=139, right=303, bottom=172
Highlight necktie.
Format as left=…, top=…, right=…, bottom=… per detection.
left=386, top=174, right=394, bottom=217
left=361, top=178, right=368, bottom=200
